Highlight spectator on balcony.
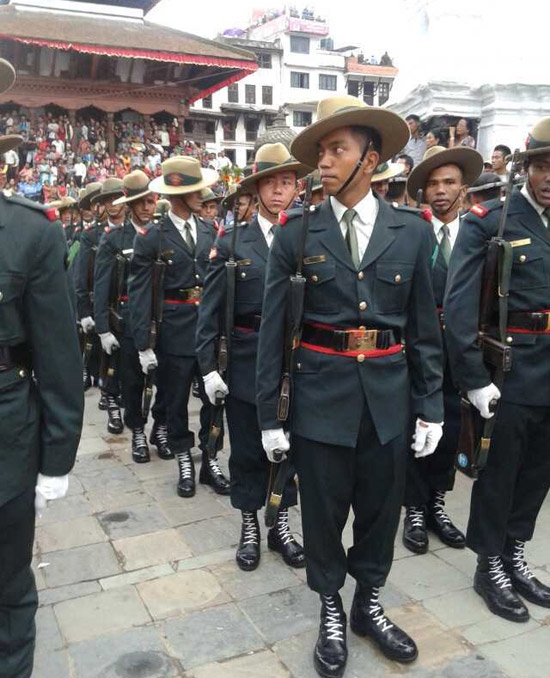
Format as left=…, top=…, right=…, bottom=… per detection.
left=74, top=156, right=87, bottom=187
left=380, top=51, right=393, bottom=67
left=425, top=127, right=447, bottom=149
left=402, top=114, right=426, bottom=166
left=448, top=118, right=476, bottom=148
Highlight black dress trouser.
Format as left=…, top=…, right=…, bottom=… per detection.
left=0, top=489, right=37, bottom=678
left=467, top=401, right=550, bottom=556
left=225, top=395, right=297, bottom=512
left=293, top=405, right=407, bottom=595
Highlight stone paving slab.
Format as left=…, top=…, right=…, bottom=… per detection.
left=187, top=649, right=291, bottom=677
left=40, top=542, right=121, bottom=588
left=97, top=503, right=170, bottom=539
left=113, top=528, right=192, bottom=571
left=35, top=515, right=108, bottom=553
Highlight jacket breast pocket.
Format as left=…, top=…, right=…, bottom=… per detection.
left=373, top=261, right=414, bottom=314
left=235, top=266, right=263, bottom=306
left=510, top=246, right=546, bottom=290
left=304, top=260, right=339, bottom=314
left=0, top=273, right=26, bottom=343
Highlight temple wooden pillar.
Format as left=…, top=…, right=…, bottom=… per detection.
left=178, top=100, right=189, bottom=146
left=107, top=112, right=115, bottom=156
left=68, top=109, right=77, bottom=151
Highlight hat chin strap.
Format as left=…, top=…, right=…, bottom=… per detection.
left=335, top=141, right=372, bottom=197
left=257, top=189, right=295, bottom=219
left=433, top=190, right=462, bottom=218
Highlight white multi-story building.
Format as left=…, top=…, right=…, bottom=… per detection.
left=189, top=8, right=398, bottom=167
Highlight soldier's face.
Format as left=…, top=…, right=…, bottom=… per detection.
left=0, top=173, right=6, bottom=189
left=236, top=194, right=255, bottom=222
left=81, top=209, right=93, bottom=222
left=528, top=155, right=550, bottom=208
left=425, top=164, right=467, bottom=218
left=104, top=197, right=126, bottom=222
left=257, top=172, right=298, bottom=218
left=201, top=201, right=218, bottom=220
left=372, top=179, right=389, bottom=199
left=61, top=211, right=72, bottom=225
left=132, top=195, right=157, bottom=226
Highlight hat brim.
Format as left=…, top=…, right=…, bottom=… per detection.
left=201, top=195, right=223, bottom=204
left=0, top=60, right=16, bottom=97
left=149, top=168, right=218, bottom=196
left=372, top=164, right=405, bottom=183
left=511, top=146, right=550, bottom=161
left=407, top=147, right=484, bottom=200
left=90, top=189, right=125, bottom=205
left=0, top=134, right=23, bottom=154
left=112, top=189, right=152, bottom=206
left=240, top=161, right=310, bottom=192
left=291, top=108, right=410, bottom=168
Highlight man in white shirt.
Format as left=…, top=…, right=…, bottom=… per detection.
left=74, top=157, right=87, bottom=187
left=403, top=144, right=484, bottom=558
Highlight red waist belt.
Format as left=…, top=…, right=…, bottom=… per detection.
left=301, top=323, right=402, bottom=358
left=164, top=287, right=203, bottom=305
left=508, top=310, right=550, bottom=334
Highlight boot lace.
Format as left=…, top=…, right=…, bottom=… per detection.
left=276, top=508, right=294, bottom=546
left=367, top=587, right=393, bottom=633
left=207, top=457, right=223, bottom=476
left=241, top=511, right=259, bottom=545
left=488, top=556, right=512, bottom=589
left=133, top=428, right=147, bottom=448
left=154, top=424, right=169, bottom=445
left=176, top=451, right=193, bottom=480
left=321, top=595, right=345, bottom=642
left=83, top=367, right=89, bottom=384
left=512, top=540, right=534, bottom=580
left=407, top=506, right=425, bottom=528
left=107, top=396, right=121, bottom=420
left=431, top=490, right=451, bottom=524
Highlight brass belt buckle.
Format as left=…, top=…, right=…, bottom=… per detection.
left=545, top=313, right=550, bottom=332
left=347, top=328, right=377, bottom=351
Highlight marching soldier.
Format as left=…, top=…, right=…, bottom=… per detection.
left=299, top=169, right=325, bottom=205
left=49, top=196, right=80, bottom=246
left=257, top=96, right=444, bottom=676
left=199, top=187, right=222, bottom=225
left=444, top=118, right=550, bottom=622
left=466, top=172, right=506, bottom=206
left=401, top=145, right=483, bottom=554
left=129, top=157, right=230, bottom=498
left=94, top=170, right=170, bottom=463
left=196, top=143, right=307, bottom=572
left=371, top=162, right=405, bottom=202
left=0, top=58, right=83, bottom=678
left=221, top=182, right=256, bottom=228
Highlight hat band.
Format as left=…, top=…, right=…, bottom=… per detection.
left=253, top=159, right=294, bottom=173
left=125, top=185, right=149, bottom=197
left=376, top=162, right=389, bottom=173
left=164, top=172, right=201, bottom=187
left=526, top=136, right=550, bottom=152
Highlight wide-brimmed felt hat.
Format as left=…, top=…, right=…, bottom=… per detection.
left=372, top=162, right=404, bottom=183
left=200, top=187, right=223, bottom=204
left=0, top=59, right=23, bottom=155
left=149, top=156, right=218, bottom=195
left=512, top=118, right=550, bottom=160
left=467, top=172, right=506, bottom=194
left=49, top=196, right=78, bottom=213
left=78, top=182, right=102, bottom=211
left=240, top=143, right=309, bottom=192
left=407, top=145, right=483, bottom=200
left=221, top=182, right=254, bottom=210
left=112, top=170, right=151, bottom=206
left=290, top=95, right=410, bottom=168
left=90, top=177, right=125, bottom=205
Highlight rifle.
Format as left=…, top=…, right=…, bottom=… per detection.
left=82, top=229, right=98, bottom=370
left=455, top=150, right=519, bottom=479
left=206, top=189, right=239, bottom=458
left=142, top=224, right=167, bottom=420
left=265, top=174, right=314, bottom=529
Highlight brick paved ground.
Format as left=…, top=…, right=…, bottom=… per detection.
left=32, top=387, right=550, bottom=677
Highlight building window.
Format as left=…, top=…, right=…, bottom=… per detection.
left=363, top=82, right=374, bottom=106
left=257, top=53, right=272, bottom=69
left=205, top=121, right=215, bottom=139
left=290, top=36, right=310, bottom=54
left=246, top=148, right=255, bottom=163
left=227, top=83, right=238, bottom=103
left=184, top=119, right=194, bottom=134
left=202, top=94, right=212, bottom=109
left=291, top=71, right=309, bottom=89
left=347, top=80, right=359, bottom=97
left=379, top=82, right=390, bottom=105
left=245, top=118, right=259, bottom=142
left=262, top=86, right=273, bottom=105
left=293, top=110, right=312, bottom=127
left=319, top=74, right=337, bottom=91
left=223, top=118, right=236, bottom=141
left=245, top=84, right=256, bottom=104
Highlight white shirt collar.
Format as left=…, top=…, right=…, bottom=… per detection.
left=521, top=183, right=546, bottom=219
left=169, top=210, right=198, bottom=243
left=257, top=212, right=276, bottom=246
left=107, top=219, right=122, bottom=229
left=330, top=189, right=378, bottom=226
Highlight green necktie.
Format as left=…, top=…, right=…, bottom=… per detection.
left=343, top=209, right=360, bottom=268
left=439, top=223, right=451, bottom=265
left=183, top=221, right=195, bottom=254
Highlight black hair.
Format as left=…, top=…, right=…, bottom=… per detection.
left=406, top=114, right=421, bottom=123
left=386, top=179, right=406, bottom=200
left=397, top=153, right=414, bottom=170
left=471, top=186, right=501, bottom=202
left=349, top=125, right=382, bottom=155
left=494, top=144, right=511, bottom=158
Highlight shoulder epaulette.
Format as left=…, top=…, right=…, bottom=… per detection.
left=104, top=226, right=111, bottom=234
left=3, top=193, right=59, bottom=222
left=393, top=204, right=433, bottom=223
left=470, top=204, right=489, bottom=218
left=137, top=226, right=149, bottom=236
left=278, top=206, right=303, bottom=226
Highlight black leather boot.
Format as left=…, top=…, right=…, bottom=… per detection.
left=350, top=584, right=418, bottom=663
left=98, top=392, right=109, bottom=411
left=83, top=366, right=92, bottom=392
left=267, top=508, right=306, bottom=568
left=106, top=396, right=124, bottom=434
left=474, top=555, right=530, bottom=622
left=314, top=593, right=347, bottom=678
left=236, top=511, right=261, bottom=571
left=132, top=427, right=150, bottom=464
left=149, top=423, right=174, bottom=460
left=503, top=540, right=550, bottom=608
left=199, top=451, right=230, bottom=495
left=176, top=450, right=195, bottom=498
left=403, top=506, right=429, bottom=554
left=426, top=490, right=466, bottom=548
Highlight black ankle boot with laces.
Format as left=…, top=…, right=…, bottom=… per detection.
left=176, top=450, right=195, bottom=498
left=199, top=451, right=230, bottom=495
left=403, top=505, right=428, bottom=554
left=150, top=423, right=174, bottom=460
left=132, top=427, right=150, bottom=464
left=236, top=511, right=260, bottom=571
left=267, top=507, right=305, bottom=568
left=314, top=593, right=347, bottom=678
left=426, top=490, right=465, bottom=548
left=503, top=540, right=550, bottom=608
left=106, top=395, right=123, bottom=434
left=474, top=554, right=530, bottom=622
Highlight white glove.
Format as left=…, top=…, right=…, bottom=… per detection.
left=139, top=348, right=158, bottom=375
left=35, top=473, right=70, bottom=517
left=261, top=428, right=290, bottom=463
left=99, top=332, right=120, bottom=355
left=467, top=383, right=501, bottom=419
left=203, top=371, right=229, bottom=405
left=411, top=418, right=444, bottom=458
left=81, top=316, right=95, bottom=333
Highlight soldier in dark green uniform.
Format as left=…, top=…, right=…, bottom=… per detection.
left=0, top=58, right=83, bottom=678
left=257, top=95, right=444, bottom=677
left=444, top=118, right=550, bottom=622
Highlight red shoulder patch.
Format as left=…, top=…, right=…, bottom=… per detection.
left=420, top=208, right=433, bottom=223
left=278, top=211, right=288, bottom=226
left=104, top=226, right=111, bottom=234
left=44, top=207, right=59, bottom=222
left=137, top=226, right=148, bottom=236
left=218, top=225, right=226, bottom=238
left=470, top=204, right=489, bottom=218
left=213, top=219, right=219, bottom=231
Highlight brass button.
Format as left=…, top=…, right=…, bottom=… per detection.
left=195, top=286, right=201, bottom=290
left=241, top=272, right=246, bottom=278
left=18, top=369, right=26, bottom=378
left=519, top=255, right=526, bottom=263
left=358, top=271, right=364, bottom=280
left=394, top=273, right=401, bottom=283
left=297, top=362, right=302, bottom=370
left=167, top=259, right=173, bottom=265
left=506, top=336, right=513, bottom=344
left=195, top=274, right=200, bottom=280
left=357, top=354, right=365, bottom=363
left=311, top=275, right=319, bottom=282
left=359, top=325, right=366, bottom=330
left=359, top=301, right=367, bottom=311
left=0, top=291, right=3, bottom=301
left=194, top=301, right=200, bottom=307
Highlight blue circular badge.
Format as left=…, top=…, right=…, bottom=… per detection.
left=457, top=453, right=468, bottom=468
